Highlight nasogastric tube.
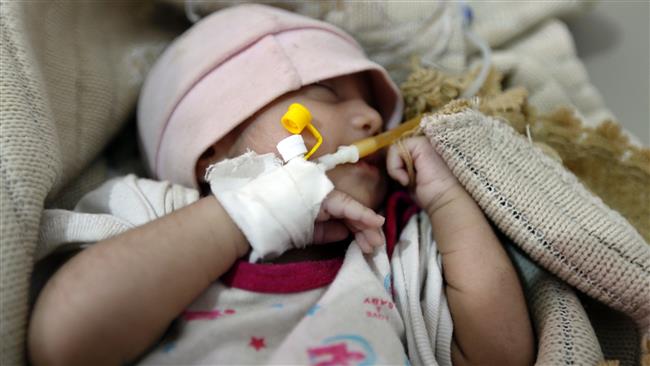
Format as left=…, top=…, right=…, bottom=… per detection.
left=317, top=115, right=421, bottom=170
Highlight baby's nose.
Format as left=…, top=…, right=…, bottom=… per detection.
left=350, top=104, right=383, bottom=136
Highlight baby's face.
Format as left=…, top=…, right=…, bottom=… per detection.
left=196, top=73, right=388, bottom=210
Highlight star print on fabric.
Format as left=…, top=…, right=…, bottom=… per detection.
left=307, top=304, right=321, bottom=316
left=249, top=336, right=266, bottom=351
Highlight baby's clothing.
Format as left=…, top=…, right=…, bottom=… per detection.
left=141, top=244, right=405, bottom=365
left=37, top=175, right=453, bottom=365
left=37, top=175, right=199, bottom=261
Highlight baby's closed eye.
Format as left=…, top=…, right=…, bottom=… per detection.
left=305, top=83, right=339, bottom=102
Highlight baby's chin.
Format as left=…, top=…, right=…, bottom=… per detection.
left=327, top=163, right=387, bottom=211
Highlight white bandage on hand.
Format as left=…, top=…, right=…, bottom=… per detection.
left=205, top=151, right=334, bottom=262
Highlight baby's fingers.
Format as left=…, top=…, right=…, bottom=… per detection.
left=355, top=230, right=372, bottom=253
left=320, top=191, right=384, bottom=227
left=313, top=221, right=349, bottom=244
left=317, top=190, right=385, bottom=253
left=353, top=228, right=384, bottom=254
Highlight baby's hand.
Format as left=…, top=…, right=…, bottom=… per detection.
left=314, top=190, right=385, bottom=253
left=387, top=136, right=461, bottom=215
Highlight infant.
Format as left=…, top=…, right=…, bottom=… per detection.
left=29, top=4, right=534, bottom=365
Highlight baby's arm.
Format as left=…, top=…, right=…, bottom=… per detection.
left=29, top=188, right=384, bottom=366
left=29, top=196, right=247, bottom=366
left=388, top=137, right=534, bottom=365
left=427, top=184, right=535, bottom=365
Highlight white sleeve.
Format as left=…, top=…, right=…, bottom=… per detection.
left=391, top=212, right=453, bottom=366
left=37, top=174, right=199, bottom=260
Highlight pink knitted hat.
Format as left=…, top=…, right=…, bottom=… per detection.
left=138, top=4, right=403, bottom=188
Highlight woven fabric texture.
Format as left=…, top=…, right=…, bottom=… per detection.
left=506, top=243, right=605, bottom=365
left=401, top=63, right=650, bottom=247
left=0, top=2, right=179, bottom=364
left=421, top=104, right=650, bottom=364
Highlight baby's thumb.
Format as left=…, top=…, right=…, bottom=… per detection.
left=386, top=145, right=410, bottom=186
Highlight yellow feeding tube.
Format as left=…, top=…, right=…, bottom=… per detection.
left=351, top=115, right=421, bottom=158
left=315, top=114, right=422, bottom=171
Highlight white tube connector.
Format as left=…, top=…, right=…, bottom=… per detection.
left=277, top=135, right=308, bottom=163
left=317, top=145, right=359, bottom=171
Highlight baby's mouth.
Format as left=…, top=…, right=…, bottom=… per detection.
left=356, top=151, right=384, bottom=173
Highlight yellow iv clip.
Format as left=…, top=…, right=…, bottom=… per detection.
left=281, top=103, right=322, bottom=159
